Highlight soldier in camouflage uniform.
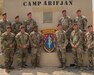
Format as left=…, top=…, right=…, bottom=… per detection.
left=85, top=25, right=94, bottom=69
left=23, top=12, right=37, bottom=53
left=0, top=13, right=11, bottom=34
left=59, top=10, right=72, bottom=52
left=70, top=23, right=83, bottom=69
left=15, top=25, right=29, bottom=69
left=12, top=16, right=22, bottom=34
left=55, top=24, right=68, bottom=69
left=1, top=26, right=15, bottom=73
left=74, top=9, right=88, bottom=56
left=74, top=10, right=87, bottom=31
left=29, top=25, right=43, bottom=68
left=23, top=12, right=37, bottom=34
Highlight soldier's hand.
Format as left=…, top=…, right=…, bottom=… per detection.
left=9, top=44, right=13, bottom=48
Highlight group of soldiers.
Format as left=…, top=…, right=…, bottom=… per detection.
left=0, top=9, right=94, bottom=73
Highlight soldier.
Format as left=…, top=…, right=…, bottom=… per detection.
left=74, top=10, right=87, bottom=31
left=55, top=24, right=67, bottom=69
left=1, top=26, right=15, bottom=73
left=12, top=16, right=22, bottom=34
left=85, top=25, right=94, bottom=69
left=15, top=25, right=29, bottom=70
left=0, top=13, right=11, bottom=33
left=23, top=12, right=37, bottom=34
left=70, top=23, right=83, bottom=70
left=29, top=25, right=43, bottom=68
left=74, top=10, right=88, bottom=56
left=59, top=10, right=72, bottom=52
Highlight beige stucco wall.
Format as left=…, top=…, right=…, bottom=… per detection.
left=3, top=0, right=93, bottom=30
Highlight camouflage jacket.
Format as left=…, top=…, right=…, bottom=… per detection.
left=70, top=29, right=83, bottom=47
left=55, top=30, right=68, bottom=47
left=15, top=32, right=29, bottom=49
left=12, top=21, right=22, bottom=34
left=59, top=16, right=72, bottom=31
left=29, top=31, right=43, bottom=48
left=85, top=32, right=94, bottom=49
left=1, top=32, right=15, bottom=50
left=0, top=19, right=11, bottom=33
left=74, top=16, right=87, bottom=31
left=23, top=18, right=37, bottom=34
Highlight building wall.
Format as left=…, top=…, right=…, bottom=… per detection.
left=3, top=0, right=93, bottom=30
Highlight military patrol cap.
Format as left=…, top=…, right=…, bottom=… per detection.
left=27, top=12, right=32, bottom=16
left=62, top=10, right=66, bottom=13
left=20, top=25, right=25, bottom=29
left=2, top=13, right=7, bottom=16
left=15, top=16, right=19, bottom=19
left=6, top=25, right=11, bottom=29
left=88, top=25, right=93, bottom=28
left=57, top=23, right=62, bottom=27
left=76, top=10, right=81, bottom=13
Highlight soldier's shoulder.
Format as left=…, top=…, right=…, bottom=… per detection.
left=1, top=32, right=7, bottom=36
left=67, top=16, right=71, bottom=19
left=0, top=19, right=3, bottom=22
left=24, top=32, right=29, bottom=35
left=30, top=31, right=34, bottom=35
left=55, top=30, right=59, bottom=34
left=16, top=32, right=21, bottom=37
left=11, top=32, right=15, bottom=36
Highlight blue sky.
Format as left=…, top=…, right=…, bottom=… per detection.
left=92, top=0, right=94, bottom=11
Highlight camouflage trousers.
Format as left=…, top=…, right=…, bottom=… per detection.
left=31, top=48, right=41, bottom=67
left=17, top=49, right=28, bottom=67
left=56, top=46, right=66, bottom=65
left=87, top=48, right=94, bottom=66
left=72, top=47, right=83, bottom=67
left=3, top=49, right=14, bottom=69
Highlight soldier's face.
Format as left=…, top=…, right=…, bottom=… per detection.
left=21, top=28, right=25, bottom=32
left=57, top=25, right=62, bottom=30
left=3, top=15, right=7, bottom=20
left=15, top=18, right=19, bottom=22
left=77, top=12, right=81, bottom=17
left=34, top=27, right=38, bottom=32
left=73, top=25, right=78, bottom=30
left=63, top=12, right=67, bottom=16
left=88, top=27, right=93, bottom=32
left=28, top=14, right=32, bottom=19
left=7, top=28, right=11, bottom=32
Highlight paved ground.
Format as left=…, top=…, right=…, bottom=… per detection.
left=0, top=67, right=94, bottom=75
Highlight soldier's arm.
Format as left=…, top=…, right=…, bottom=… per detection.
left=26, top=34, right=29, bottom=48
left=75, top=32, right=83, bottom=47
left=70, top=32, right=74, bottom=47
left=82, top=17, right=88, bottom=30
left=64, top=32, right=68, bottom=47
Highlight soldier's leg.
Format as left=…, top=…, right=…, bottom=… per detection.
left=88, top=49, right=93, bottom=67
left=36, top=49, right=41, bottom=67
left=9, top=50, right=14, bottom=69
left=77, top=48, right=83, bottom=67
left=4, top=50, right=10, bottom=72
left=61, top=49, right=66, bottom=69
left=57, top=47, right=63, bottom=67
left=31, top=48, right=37, bottom=68
left=23, top=49, right=28, bottom=67
left=17, top=50, right=23, bottom=68
left=72, top=48, right=78, bottom=66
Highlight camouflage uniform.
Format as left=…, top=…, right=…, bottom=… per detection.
left=74, top=16, right=87, bottom=31
left=55, top=30, right=67, bottom=68
left=85, top=32, right=94, bottom=67
left=0, top=19, right=11, bottom=33
left=70, top=29, right=83, bottom=67
left=15, top=31, right=29, bottom=68
left=23, top=19, right=37, bottom=34
left=59, top=16, right=72, bottom=52
left=1, top=31, right=15, bottom=70
left=12, top=22, right=22, bottom=34
left=29, top=31, right=43, bottom=68
left=74, top=15, right=88, bottom=55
